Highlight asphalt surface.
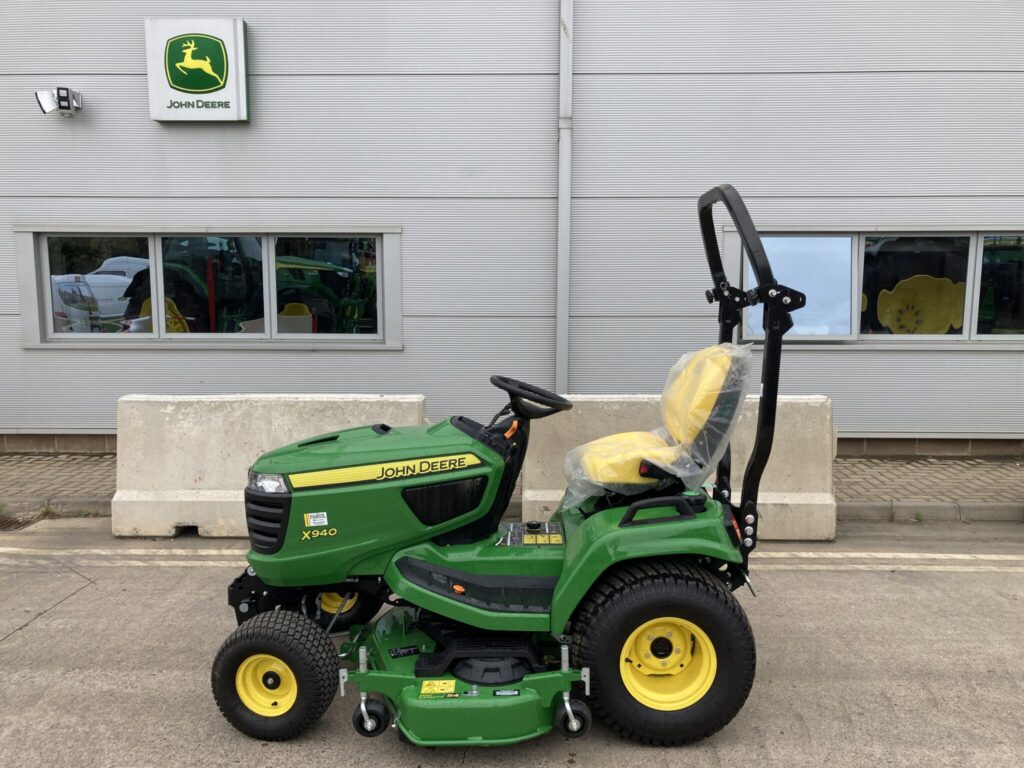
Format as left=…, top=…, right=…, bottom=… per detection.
left=1, top=519, right=1022, bottom=767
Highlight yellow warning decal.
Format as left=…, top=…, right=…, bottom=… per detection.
left=289, top=453, right=482, bottom=489
left=420, top=680, right=456, bottom=695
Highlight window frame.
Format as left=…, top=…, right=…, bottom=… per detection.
left=855, top=231, right=978, bottom=343
left=17, top=226, right=402, bottom=350
left=725, top=225, right=1019, bottom=347
left=154, top=233, right=271, bottom=340
left=268, top=234, right=384, bottom=342
left=40, top=233, right=159, bottom=340
left=970, top=233, right=1024, bottom=342
left=741, top=233, right=859, bottom=341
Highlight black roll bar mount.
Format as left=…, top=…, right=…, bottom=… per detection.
left=697, top=184, right=806, bottom=582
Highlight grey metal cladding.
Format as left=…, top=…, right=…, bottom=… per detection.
left=574, top=1, right=1020, bottom=73
left=1, top=1, right=558, bottom=75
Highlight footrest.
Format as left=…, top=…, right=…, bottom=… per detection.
left=395, top=557, right=557, bottom=614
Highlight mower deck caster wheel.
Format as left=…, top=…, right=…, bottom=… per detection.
left=554, top=699, right=591, bottom=738
left=352, top=699, right=390, bottom=737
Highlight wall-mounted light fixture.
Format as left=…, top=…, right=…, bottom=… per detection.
left=35, top=87, right=83, bottom=116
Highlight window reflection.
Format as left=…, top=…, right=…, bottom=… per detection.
left=978, top=236, right=1024, bottom=335
left=745, top=236, right=853, bottom=336
left=273, top=237, right=378, bottom=334
left=861, top=236, right=969, bottom=335
left=158, top=236, right=264, bottom=334
left=47, top=236, right=151, bottom=333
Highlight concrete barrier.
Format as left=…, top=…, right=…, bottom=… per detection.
left=523, top=395, right=836, bottom=540
left=111, top=394, right=427, bottom=537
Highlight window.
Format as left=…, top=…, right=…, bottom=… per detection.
left=861, top=236, right=969, bottom=336
left=744, top=235, right=854, bottom=338
left=977, top=236, right=1024, bottom=336
left=46, top=236, right=152, bottom=334
left=160, top=236, right=264, bottom=334
left=34, top=232, right=397, bottom=345
left=734, top=228, right=1024, bottom=343
left=273, top=237, right=378, bottom=335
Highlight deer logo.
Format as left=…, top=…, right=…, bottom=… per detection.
left=164, top=34, right=228, bottom=94
left=176, top=40, right=224, bottom=86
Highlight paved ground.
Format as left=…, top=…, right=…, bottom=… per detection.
left=834, top=457, right=1024, bottom=522
left=0, top=518, right=1021, bottom=767
left=0, top=453, right=115, bottom=519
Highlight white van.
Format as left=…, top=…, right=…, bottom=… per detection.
left=50, top=275, right=101, bottom=333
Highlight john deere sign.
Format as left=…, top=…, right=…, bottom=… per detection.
left=145, top=18, right=248, bottom=121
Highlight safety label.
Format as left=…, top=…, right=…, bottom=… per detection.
left=497, top=522, right=564, bottom=547
left=303, top=512, right=328, bottom=527
left=420, top=680, right=456, bottom=696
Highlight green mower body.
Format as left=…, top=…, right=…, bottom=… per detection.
left=212, top=184, right=806, bottom=747
left=245, top=418, right=741, bottom=634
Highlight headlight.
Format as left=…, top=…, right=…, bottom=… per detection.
left=248, top=471, right=288, bottom=494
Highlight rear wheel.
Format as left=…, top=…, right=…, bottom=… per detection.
left=212, top=610, right=339, bottom=741
left=571, top=560, right=755, bottom=745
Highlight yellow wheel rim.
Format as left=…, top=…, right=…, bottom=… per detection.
left=320, top=591, right=358, bottom=615
left=235, top=654, right=298, bottom=717
left=619, top=617, right=717, bottom=711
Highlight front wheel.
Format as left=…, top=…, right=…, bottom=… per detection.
left=571, top=560, right=755, bottom=745
left=211, top=610, right=339, bottom=741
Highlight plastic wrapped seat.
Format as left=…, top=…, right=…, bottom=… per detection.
left=563, top=344, right=751, bottom=507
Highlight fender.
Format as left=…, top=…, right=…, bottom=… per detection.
left=549, top=499, right=741, bottom=634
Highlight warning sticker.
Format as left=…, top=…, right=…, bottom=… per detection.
left=420, top=680, right=456, bottom=696
left=304, top=512, right=328, bottom=527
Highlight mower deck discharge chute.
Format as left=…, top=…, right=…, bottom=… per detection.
left=211, top=184, right=805, bottom=747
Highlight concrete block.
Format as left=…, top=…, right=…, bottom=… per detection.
left=112, top=394, right=427, bottom=537
left=959, top=503, right=1024, bottom=523
left=838, top=501, right=893, bottom=521
left=54, top=434, right=109, bottom=454
left=891, top=501, right=960, bottom=522
left=3, top=434, right=57, bottom=453
left=523, top=395, right=837, bottom=540
left=969, top=439, right=1024, bottom=458
left=916, top=438, right=970, bottom=457
left=863, top=438, right=918, bottom=458
left=836, top=438, right=865, bottom=457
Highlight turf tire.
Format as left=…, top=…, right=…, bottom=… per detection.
left=212, top=610, right=338, bottom=741
left=571, top=559, right=755, bottom=745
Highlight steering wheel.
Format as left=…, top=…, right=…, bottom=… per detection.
left=489, top=376, right=573, bottom=420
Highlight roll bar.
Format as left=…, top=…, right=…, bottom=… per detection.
left=697, top=185, right=806, bottom=576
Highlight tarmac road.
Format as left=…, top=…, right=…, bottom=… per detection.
left=0, top=519, right=1021, bottom=768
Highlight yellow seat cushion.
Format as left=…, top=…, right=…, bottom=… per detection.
left=662, top=345, right=733, bottom=447
left=576, top=431, right=679, bottom=487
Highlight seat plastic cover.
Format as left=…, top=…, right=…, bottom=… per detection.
left=563, top=344, right=751, bottom=507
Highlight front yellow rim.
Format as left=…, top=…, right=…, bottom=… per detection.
left=320, top=591, right=358, bottom=615
left=235, top=654, right=298, bottom=717
left=619, top=617, right=717, bottom=711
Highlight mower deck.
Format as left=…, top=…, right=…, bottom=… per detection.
left=345, top=608, right=582, bottom=746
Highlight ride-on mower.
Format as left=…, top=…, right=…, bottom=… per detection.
left=211, top=184, right=805, bottom=746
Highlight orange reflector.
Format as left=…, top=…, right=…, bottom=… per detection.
left=452, top=584, right=466, bottom=595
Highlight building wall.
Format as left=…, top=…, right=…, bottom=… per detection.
left=0, top=1, right=559, bottom=430
left=569, top=0, right=1024, bottom=437
left=2, top=1, right=1022, bottom=436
